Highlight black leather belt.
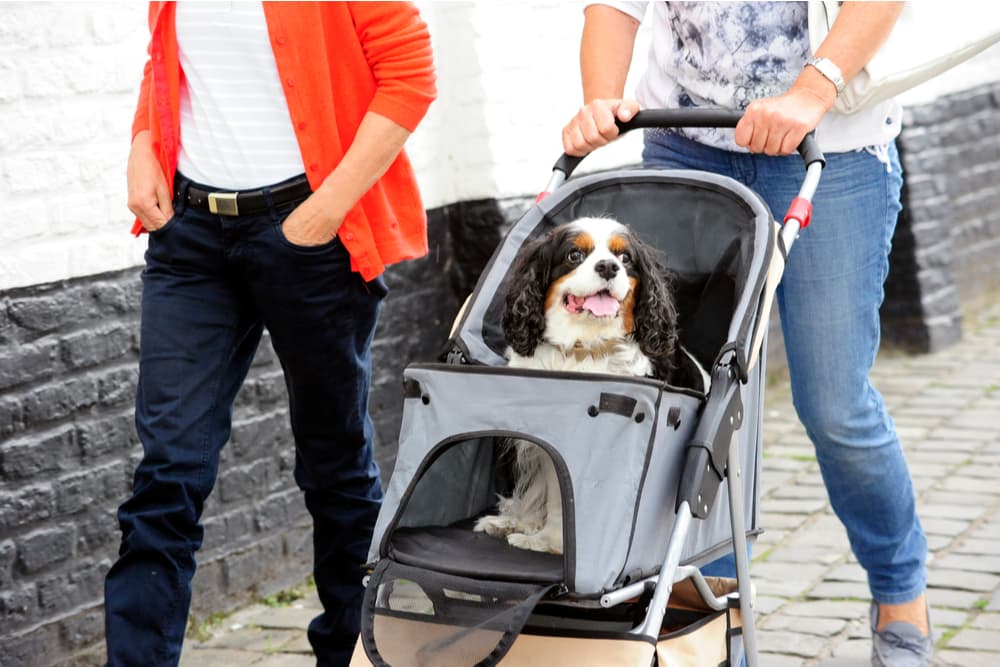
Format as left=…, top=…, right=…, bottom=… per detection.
left=179, top=175, right=312, bottom=217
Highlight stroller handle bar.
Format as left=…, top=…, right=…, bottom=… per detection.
left=551, top=108, right=826, bottom=179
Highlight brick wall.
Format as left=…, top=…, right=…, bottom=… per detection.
left=883, top=80, right=1000, bottom=352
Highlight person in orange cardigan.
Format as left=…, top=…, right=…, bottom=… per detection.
left=104, top=3, right=436, bottom=665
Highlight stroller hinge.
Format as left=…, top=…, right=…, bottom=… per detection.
left=445, top=345, right=467, bottom=365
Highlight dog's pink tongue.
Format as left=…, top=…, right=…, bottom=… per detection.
left=581, top=293, right=619, bottom=317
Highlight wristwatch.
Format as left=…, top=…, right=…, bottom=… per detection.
left=806, top=56, right=846, bottom=95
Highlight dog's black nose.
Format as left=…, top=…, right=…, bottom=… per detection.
left=595, top=260, right=619, bottom=279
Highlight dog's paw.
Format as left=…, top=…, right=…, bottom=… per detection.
left=507, top=530, right=563, bottom=555
left=474, top=514, right=517, bottom=537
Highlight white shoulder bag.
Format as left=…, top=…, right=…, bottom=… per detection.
left=809, top=0, right=1000, bottom=114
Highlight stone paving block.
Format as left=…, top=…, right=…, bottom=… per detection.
left=936, top=649, right=1000, bottom=666
left=923, top=491, right=996, bottom=507
left=823, top=637, right=870, bottom=663
left=955, top=537, right=1000, bottom=557
left=921, top=517, right=973, bottom=538
left=930, top=588, right=993, bottom=611
left=756, top=653, right=809, bottom=666
left=749, top=562, right=827, bottom=598
left=755, top=629, right=828, bottom=658
left=179, top=648, right=259, bottom=667
left=807, top=582, right=870, bottom=601
left=917, top=440, right=990, bottom=455
left=780, top=600, right=867, bottom=620
left=971, top=613, right=1000, bottom=631
left=782, top=518, right=850, bottom=549
left=753, top=594, right=789, bottom=616
left=236, top=604, right=318, bottom=630
left=754, top=529, right=787, bottom=548
left=198, top=626, right=299, bottom=652
left=760, top=456, right=812, bottom=472
left=279, top=634, right=314, bottom=653
left=928, top=569, right=1000, bottom=593
left=945, top=628, right=1000, bottom=652
left=253, top=654, right=315, bottom=666
left=762, top=545, right=843, bottom=566
left=769, top=485, right=831, bottom=501
left=969, top=520, right=1000, bottom=540
left=927, top=534, right=954, bottom=552
left=935, top=553, right=1000, bottom=574
left=910, top=450, right=977, bottom=464
left=824, top=564, right=867, bottom=583
left=759, top=512, right=812, bottom=530
left=760, top=612, right=848, bottom=636
left=934, top=607, right=972, bottom=629
left=918, top=503, right=988, bottom=522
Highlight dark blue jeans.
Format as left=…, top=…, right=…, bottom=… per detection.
left=104, top=173, right=386, bottom=666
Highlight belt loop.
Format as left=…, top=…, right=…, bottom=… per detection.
left=262, top=187, right=280, bottom=223
left=173, top=172, right=190, bottom=216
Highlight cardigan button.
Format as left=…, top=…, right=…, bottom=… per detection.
left=344, top=232, right=354, bottom=241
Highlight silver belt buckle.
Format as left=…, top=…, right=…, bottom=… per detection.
left=208, top=192, right=239, bottom=216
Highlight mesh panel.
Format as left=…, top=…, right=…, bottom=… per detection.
left=362, top=560, right=556, bottom=667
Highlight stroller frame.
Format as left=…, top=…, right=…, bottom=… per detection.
left=355, top=110, right=824, bottom=667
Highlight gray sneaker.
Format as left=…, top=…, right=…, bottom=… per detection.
left=870, top=601, right=934, bottom=666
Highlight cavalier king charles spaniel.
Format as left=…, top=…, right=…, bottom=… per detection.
left=474, top=216, right=703, bottom=554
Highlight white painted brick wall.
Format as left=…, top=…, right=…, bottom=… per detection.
left=0, top=2, right=148, bottom=291
left=0, top=2, right=997, bottom=291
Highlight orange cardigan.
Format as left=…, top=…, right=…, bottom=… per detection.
left=133, top=2, right=437, bottom=280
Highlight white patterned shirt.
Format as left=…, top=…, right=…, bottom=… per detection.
left=603, top=2, right=902, bottom=154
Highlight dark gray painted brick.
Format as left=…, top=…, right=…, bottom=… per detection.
left=16, top=525, right=76, bottom=573
left=0, top=583, right=38, bottom=629
left=0, top=395, right=24, bottom=439
left=0, top=619, right=61, bottom=667
left=36, top=558, right=108, bottom=615
left=97, top=366, right=138, bottom=408
left=0, top=540, right=15, bottom=588
left=76, top=411, right=137, bottom=460
left=74, top=512, right=120, bottom=557
left=0, top=484, right=56, bottom=532
left=0, top=339, right=59, bottom=391
left=0, top=425, right=76, bottom=480
left=21, top=376, right=99, bottom=426
left=60, top=324, right=134, bottom=370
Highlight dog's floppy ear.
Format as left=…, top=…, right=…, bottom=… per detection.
left=503, top=232, right=554, bottom=357
left=629, top=236, right=679, bottom=380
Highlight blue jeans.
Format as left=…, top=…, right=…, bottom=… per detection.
left=104, top=173, right=385, bottom=666
left=645, top=131, right=926, bottom=605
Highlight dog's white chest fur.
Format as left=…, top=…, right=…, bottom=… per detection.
left=507, top=341, right=654, bottom=377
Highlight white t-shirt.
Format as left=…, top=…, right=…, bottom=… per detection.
left=604, top=1, right=902, bottom=154
left=175, top=2, right=305, bottom=189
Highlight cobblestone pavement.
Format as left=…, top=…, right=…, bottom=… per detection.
left=180, top=301, right=1000, bottom=666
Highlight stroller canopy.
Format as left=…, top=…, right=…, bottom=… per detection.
left=449, top=168, right=778, bottom=380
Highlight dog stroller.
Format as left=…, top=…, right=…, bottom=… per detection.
left=351, top=110, right=825, bottom=667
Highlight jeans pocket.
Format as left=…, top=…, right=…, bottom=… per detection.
left=148, top=213, right=179, bottom=237
left=272, top=219, right=342, bottom=255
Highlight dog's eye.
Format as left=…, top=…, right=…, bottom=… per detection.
left=567, top=248, right=585, bottom=264
left=619, top=251, right=633, bottom=265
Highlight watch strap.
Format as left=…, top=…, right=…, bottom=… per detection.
left=806, top=56, right=846, bottom=95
